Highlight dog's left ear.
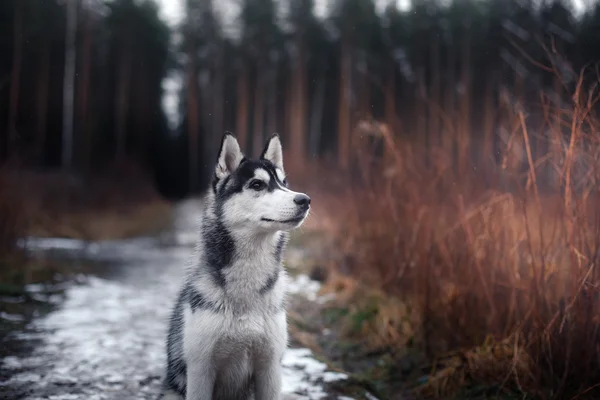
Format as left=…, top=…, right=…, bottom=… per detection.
left=216, top=132, right=244, bottom=179
left=260, top=133, right=284, bottom=171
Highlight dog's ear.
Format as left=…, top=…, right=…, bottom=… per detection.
left=216, top=132, right=243, bottom=179
left=260, top=133, right=284, bottom=171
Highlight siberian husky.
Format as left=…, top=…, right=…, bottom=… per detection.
left=161, top=132, right=311, bottom=400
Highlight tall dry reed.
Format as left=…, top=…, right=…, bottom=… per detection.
left=333, top=70, right=600, bottom=398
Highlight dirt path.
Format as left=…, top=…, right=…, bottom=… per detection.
left=0, top=200, right=357, bottom=400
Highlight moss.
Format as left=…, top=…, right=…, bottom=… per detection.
left=322, top=306, right=350, bottom=325
left=349, top=301, right=379, bottom=335
left=0, top=282, right=26, bottom=296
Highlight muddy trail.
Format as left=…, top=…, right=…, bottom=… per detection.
left=0, top=200, right=361, bottom=400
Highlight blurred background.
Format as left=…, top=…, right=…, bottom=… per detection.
left=3, top=0, right=600, bottom=399
left=1, top=0, right=599, bottom=197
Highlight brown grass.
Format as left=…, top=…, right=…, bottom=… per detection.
left=0, top=168, right=26, bottom=255
left=315, top=70, right=600, bottom=398
left=1, top=159, right=173, bottom=242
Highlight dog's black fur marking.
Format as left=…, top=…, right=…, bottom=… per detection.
left=163, top=290, right=187, bottom=397
left=186, top=283, right=220, bottom=312
left=259, top=268, right=280, bottom=295
left=218, top=160, right=284, bottom=197
left=274, top=233, right=286, bottom=264
left=262, top=162, right=285, bottom=192
left=203, top=216, right=233, bottom=289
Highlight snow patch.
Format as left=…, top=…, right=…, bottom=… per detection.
left=282, top=348, right=348, bottom=399
left=0, top=312, right=26, bottom=322
left=18, top=237, right=87, bottom=252
left=287, top=274, right=322, bottom=301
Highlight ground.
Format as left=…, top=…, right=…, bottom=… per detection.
left=0, top=199, right=377, bottom=400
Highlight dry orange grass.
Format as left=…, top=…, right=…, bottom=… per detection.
left=1, top=161, right=173, bottom=241
left=317, top=72, right=600, bottom=398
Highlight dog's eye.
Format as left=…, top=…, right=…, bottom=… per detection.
left=282, top=178, right=288, bottom=187
left=250, top=180, right=266, bottom=191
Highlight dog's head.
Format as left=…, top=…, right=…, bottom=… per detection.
left=211, top=132, right=310, bottom=233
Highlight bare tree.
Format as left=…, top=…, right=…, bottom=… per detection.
left=337, top=39, right=351, bottom=169
left=309, top=62, right=326, bottom=157
left=35, top=34, right=51, bottom=163
left=62, top=0, right=78, bottom=169
left=186, top=45, right=200, bottom=192
left=114, top=34, right=132, bottom=159
left=7, top=0, right=23, bottom=158
left=290, top=43, right=307, bottom=170
left=212, top=44, right=225, bottom=156
left=236, top=64, right=249, bottom=151
left=252, top=63, right=266, bottom=155
left=78, top=5, right=94, bottom=170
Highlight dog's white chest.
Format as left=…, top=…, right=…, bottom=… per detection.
left=183, top=306, right=287, bottom=363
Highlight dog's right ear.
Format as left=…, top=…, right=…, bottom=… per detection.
left=215, top=132, right=243, bottom=180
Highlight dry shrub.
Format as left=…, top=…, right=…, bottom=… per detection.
left=0, top=168, right=28, bottom=284
left=330, top=71, right=600, bottom=398
left=320, top=269, right=422, bottom=352
left=415, top=334, right=537, bottom=398
left=0, top=168, right=26, bottom=256
left=2, top=159, right=172, bottom=241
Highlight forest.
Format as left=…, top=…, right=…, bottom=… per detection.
left=3, top=0, right=600, bottom=398
left=0, top=0, right=599, bottom=194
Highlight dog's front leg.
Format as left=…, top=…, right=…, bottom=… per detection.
left=185, top=361, right=215, bottom=400
left=254, top=309, right=287, bottom=400
left=254, top=360, right=282, bottom=400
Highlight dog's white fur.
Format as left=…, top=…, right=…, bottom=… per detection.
left=161, top=133, right=310, bottom=400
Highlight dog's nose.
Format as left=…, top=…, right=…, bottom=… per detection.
left=294, top=194, right=311, bottom=207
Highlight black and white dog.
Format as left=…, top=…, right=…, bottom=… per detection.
left=161, top=133, right=311, bottom=400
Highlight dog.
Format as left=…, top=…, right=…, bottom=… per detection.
left=160, top=132, right=311, bottom=400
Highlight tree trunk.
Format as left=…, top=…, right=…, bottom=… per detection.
left=286, top=67, right=295, bottom=148
left=444, top=41, right=456, bottom=172
left=266, top=61, right=278, bottom=140
left=236, top=65, right=249, bottom=152
left=458, top=37, right=471, bottom=176
left=481, top=73, right=495, bottom=174
left=114, top=39, right=132, bottom=159
left=134, top=61, right=149, bottom=159
left=415, top=68, right=427, bottom=162
left=78, top=10, right=93, bottom=171
left=357, top=53, right=370, bottom=120
left=290, top=43, right=307, bottom=170
left=384, top=61, right=397, bottom=133
left=212, top=47, right=224, bottom=155
left=309, top=64, right=326, bottom=158
left=252, top=62, right=265, bottom=155
left=337, top=39, right=351, bottom=169
left=35, top=40, right=51, bottom=164
left=429, top=33, right=441, bottom=147
left=199, top=69, right=212, bottom=157
left=187, top=45, right=200, bottom=192
left=7, top=1, right=23, bottom=158
left=62, top=0, right=78, bottom=169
